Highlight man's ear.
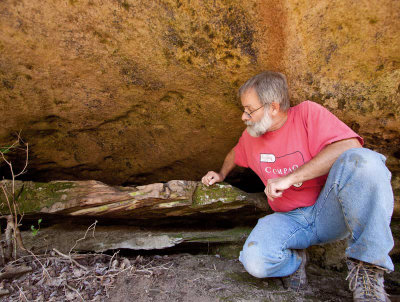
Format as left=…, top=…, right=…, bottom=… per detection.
left=269, top=102, right=281, bottom=116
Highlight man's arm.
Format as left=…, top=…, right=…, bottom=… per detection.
left=265, top=138, right=362, bottom=201
left=202, top=148, right=236, bottom=186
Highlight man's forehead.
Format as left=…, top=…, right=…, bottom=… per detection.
left=241, top=88, right=261, bottom=107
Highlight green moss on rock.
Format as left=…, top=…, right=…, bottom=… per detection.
left=192, top=182, right=246, bottom=207
left=0, top=180, right=75, bottom=214
left=182, top=227, right=251, bottom=243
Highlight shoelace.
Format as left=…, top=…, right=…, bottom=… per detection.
left=346, top=261, right=389, bottom=301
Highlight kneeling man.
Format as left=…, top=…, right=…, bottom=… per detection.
left=202, top=71, right=394, bottom=302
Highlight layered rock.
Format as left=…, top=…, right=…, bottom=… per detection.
left=0, top=179, right=397, bottom=270
left=0, top=180, right=268, bottom=223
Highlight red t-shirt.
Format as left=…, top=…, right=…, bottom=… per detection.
left=234, top=101, right=363, bottom=212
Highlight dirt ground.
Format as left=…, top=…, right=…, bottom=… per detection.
left=110, top=253, right=400, bottom=302
left=108, top=253, right=354, bottom=302
left=1, top=251, right=399, bottom=302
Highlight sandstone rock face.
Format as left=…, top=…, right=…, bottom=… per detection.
left=0, top=179, right=268, bottom=223
left=21, top=224, right=253, bottom=254
left=0, top=0, right=399, bottom=204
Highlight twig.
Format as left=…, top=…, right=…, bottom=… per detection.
left=4, top=252, right=110, bottom=269
left=69, top=220, right=98, bottom=254
left=14, top=134, right=28, bottom=178
left=0, top=134, right=29, bottom=264
left=1, top=186, right=13, bottom=221
left=0, top=288, right=10, bottom=297
left=14, top=225, right=26, bottom=251
left=133, top=262, right=173, bottom=277
left=108, top=250, right=119, bottom=270
left=15, top=284, right=28, bottom=302
left=0, top=265, right=32, bottom=280
left=5, top=252, right=50, bottom=268
left=53, top=248, right=88, bottom=271
left=26, top=249, right=51, bottom=279
left=65, top=282, right=85, bottom=301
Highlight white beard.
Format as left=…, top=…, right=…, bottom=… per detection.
left=245, top=111, right=273, bottom=137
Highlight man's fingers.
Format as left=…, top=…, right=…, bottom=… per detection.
left=270, top=186, right=278, bottom=196
left=202, top=171, right=220, bottom=186
left=270, top=187, right=282, bottom=198
left=202, top=176, right=211, bottom=186
left=265, top=183, right=283, bottom=200
left=264, top=187, right=273, bottom=201
left=265, top=184, right=274, bottom=195
left=209, top=174, right=221, bottom=185
left=208, top=173, right=216, bottom=185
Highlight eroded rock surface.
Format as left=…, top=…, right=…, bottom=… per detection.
left=22, top=223, right=253, bottom=254
left=0, top=179, right=268, bottom=222
left=0, top=0, right=399, bottom=205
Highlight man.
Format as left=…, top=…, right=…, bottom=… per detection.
left=201, top=71, right=394, bottom=301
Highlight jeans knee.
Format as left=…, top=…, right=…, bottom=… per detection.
left=338, top=148, right=389, bottom=180
left=239, top=240, right=288, bottom=278
left=243, top=259, right=267, bottom=278
left=240, top=244, right=268, bottom=278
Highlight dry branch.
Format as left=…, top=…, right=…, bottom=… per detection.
left=0, top=134, right=29, bottom=264
left=69, top=220, right=98, bottom=254
left=0, top=265, right=32, bottom=280
left=53, top=248, right=88, bottom=271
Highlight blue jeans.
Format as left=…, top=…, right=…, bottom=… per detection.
left=239, top=148, right=395, bottom=278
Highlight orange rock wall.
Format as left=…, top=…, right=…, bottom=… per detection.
left=0, top=0, right=399, bottom=208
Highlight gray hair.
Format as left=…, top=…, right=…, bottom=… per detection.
left=238, top=71, right=290, bottom=111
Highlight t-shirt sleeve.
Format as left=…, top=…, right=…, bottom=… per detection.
left=301, top=101, right=364, bottom=157
left=233, top=132, right=249, bottom=168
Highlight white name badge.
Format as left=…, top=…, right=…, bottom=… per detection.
left=260, top=154, right=276, bottom=163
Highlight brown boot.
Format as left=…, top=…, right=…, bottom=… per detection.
left=282, top=249, right=308, bottom=291
left=346, top=259, right=390, bottom=302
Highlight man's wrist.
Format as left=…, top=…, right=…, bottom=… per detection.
left=286, top=172, right=299, bottom=187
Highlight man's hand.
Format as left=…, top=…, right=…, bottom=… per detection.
left=264, top=176, right=293, bottom=201
left=201, top=148, right=235, bottom=186
left=201, top=171, right=224, bottom=186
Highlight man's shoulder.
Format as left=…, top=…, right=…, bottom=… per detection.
left=291, top=100, right=326, bottom=116
left=292, top=100, right=322, bottom=110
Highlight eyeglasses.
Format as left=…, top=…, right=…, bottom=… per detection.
left=243, top=105, right=264, bottom=119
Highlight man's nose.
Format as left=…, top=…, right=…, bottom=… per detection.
left=242, top=112, right=250, bottom=122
